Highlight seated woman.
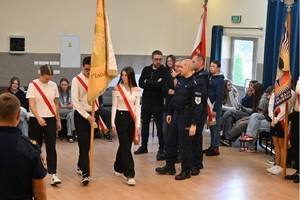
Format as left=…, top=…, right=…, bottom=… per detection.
left=220, top=80, right=258, bottom=135
left=3, top=77, right=29, bottom=136
left=222, top=79, right=239, bottom=112
left=220, top=82, right=265, bottom=148
left=58, top=78, right=75, bottom=143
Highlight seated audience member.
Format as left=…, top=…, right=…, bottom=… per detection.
left=222, top=79, right=239, bottom=112
left=220, top=80, right=258, bottom=136
left=267, top=89, right=295, bottom=175
left=58, top=78, right=76, bottom=143
left=3, top=77, right=29, bottom=136
left=4, top=77, right=29, bottom=111
left=238, top=86, right=274, bottom=152
left=0, top=93, right=47, bottom=200
left=220, top=82, right=265, bottom=149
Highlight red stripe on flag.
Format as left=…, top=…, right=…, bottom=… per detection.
left=191, top=4, right=207, bottom=59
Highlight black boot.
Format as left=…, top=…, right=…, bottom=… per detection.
left=155, top=165, right=176, bottom=175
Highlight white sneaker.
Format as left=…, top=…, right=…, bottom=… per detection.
left=82, top=176, right=90, bottom=185
left=50, top=174, right=62, bottom=186
left=271, top=166, right=282, bottom=175
left=126, top=178, right=136, bottom=186
left=114, top=171, right=123, bottom=177
left=267, top=165, right=276, bottom=173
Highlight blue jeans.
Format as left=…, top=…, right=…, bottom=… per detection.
left=246, top=114, right=270, bottom=149
left=221, top=108, right=249, bottom=134
left=141, top=103, right=164, bottom=152
left=209, top=110, right=221, bottom=149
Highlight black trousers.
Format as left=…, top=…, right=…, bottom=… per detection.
left=192, top=122, right=204, bottom=170
left=166, top=111, right=193, bottom=173
left=290, top=111, right=299, bottom=172
left=74, top=110, right=95, bottom=177
left=114, top=111, right=135, bottom=178
left=29, top=117, right=57, bottom=174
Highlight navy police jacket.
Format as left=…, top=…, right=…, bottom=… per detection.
left=169, top=75, right=203, bottom=125
left=194, top=69, right=209, bottom=122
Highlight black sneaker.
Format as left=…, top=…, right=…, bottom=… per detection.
left=203, top=147, right=212, bottom=153
left=68, top=136, right=74, bottom=143
left=206, top=148, right=220, bottom=156
left=134, top=146, right=148, bottom=154
left=191, top=169, right=200, bottom=176
left=220, top=139, right=231, bottom=147
left=104, top=133, right=113, bottom=142
left=175, top=172, right=191, bottom=180
left=155, top=165, right=176, bottom=175
left=156, top=151, right=166, bottom=161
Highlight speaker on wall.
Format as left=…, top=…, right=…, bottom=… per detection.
left=9, top=35, right=25, bottom=54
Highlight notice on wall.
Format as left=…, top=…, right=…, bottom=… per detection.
left=60, top=35, right=80, bottom=68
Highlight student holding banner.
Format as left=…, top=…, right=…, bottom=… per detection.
left=71, top=56, right=101, bottom=186
left=26, top=64, right=62, bottom=186
left=111, top=66, right=141, bottom=186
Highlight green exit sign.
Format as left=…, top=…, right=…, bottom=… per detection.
left=231, top=15, right=242, bottom=23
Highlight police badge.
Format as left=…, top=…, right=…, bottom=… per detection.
left=195, top=97, right=201, bottom=104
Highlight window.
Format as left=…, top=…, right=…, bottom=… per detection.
left=230, top=37, right=258, bottom=87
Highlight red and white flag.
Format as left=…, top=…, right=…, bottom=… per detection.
left=191, top=3, right=207, bottom=59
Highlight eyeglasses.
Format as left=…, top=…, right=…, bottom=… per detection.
left=83, top=67, right=90, bottom=72
left=153, top=58, right=163, bottom=61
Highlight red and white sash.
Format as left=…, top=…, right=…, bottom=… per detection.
left=76, top=76, right=108, bottom=134
left=32, top=81, right=56, bottom=117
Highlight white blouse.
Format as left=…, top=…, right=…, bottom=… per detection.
left=26, top=79, right=59, bottom=118
left=111, top=84, right=141, bottom=128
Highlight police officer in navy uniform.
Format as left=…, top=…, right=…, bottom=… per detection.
left=156, top=59, right=204, bottom=180
left=0, top=93, right=47, bottom=200
left=191, top=54, right=209, bottom=175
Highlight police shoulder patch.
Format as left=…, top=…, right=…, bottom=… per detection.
left=195, top=97, right=201, bottom=104
left=30, top=139, right=37, bottom=146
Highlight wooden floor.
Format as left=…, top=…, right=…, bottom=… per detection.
left=45, top=131, right=299, bottom=200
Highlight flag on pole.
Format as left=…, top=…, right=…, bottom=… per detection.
left=191, top=3, right=207, bottom=59
left=273, top=19, right=292, bottom=113
left=88, top=0, right=118, bottom=105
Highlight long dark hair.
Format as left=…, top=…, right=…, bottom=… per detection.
left=252, top=82, right=264, bottom=112
left=117, top=67, right=137, bottom=91
left=9, top=77, right=20, bottom=89
left=165, top=55, right=176, bottom=72
left=223, top=79, right=232, bottom=104
left=58, top=77, right=70, bottom=100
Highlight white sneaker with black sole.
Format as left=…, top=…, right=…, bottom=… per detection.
left=50, top=174, right=62, bottom=186
left=82, top=176, right=90, bottom=185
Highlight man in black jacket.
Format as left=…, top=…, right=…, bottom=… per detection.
left=134, top=50, right=169, bottom=161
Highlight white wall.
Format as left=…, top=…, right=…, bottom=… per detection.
left=0, top=0, right=203, bottom=55
left=0, top=0, right=267, bottom=59
left=207, top=0, right=267, bottom=63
